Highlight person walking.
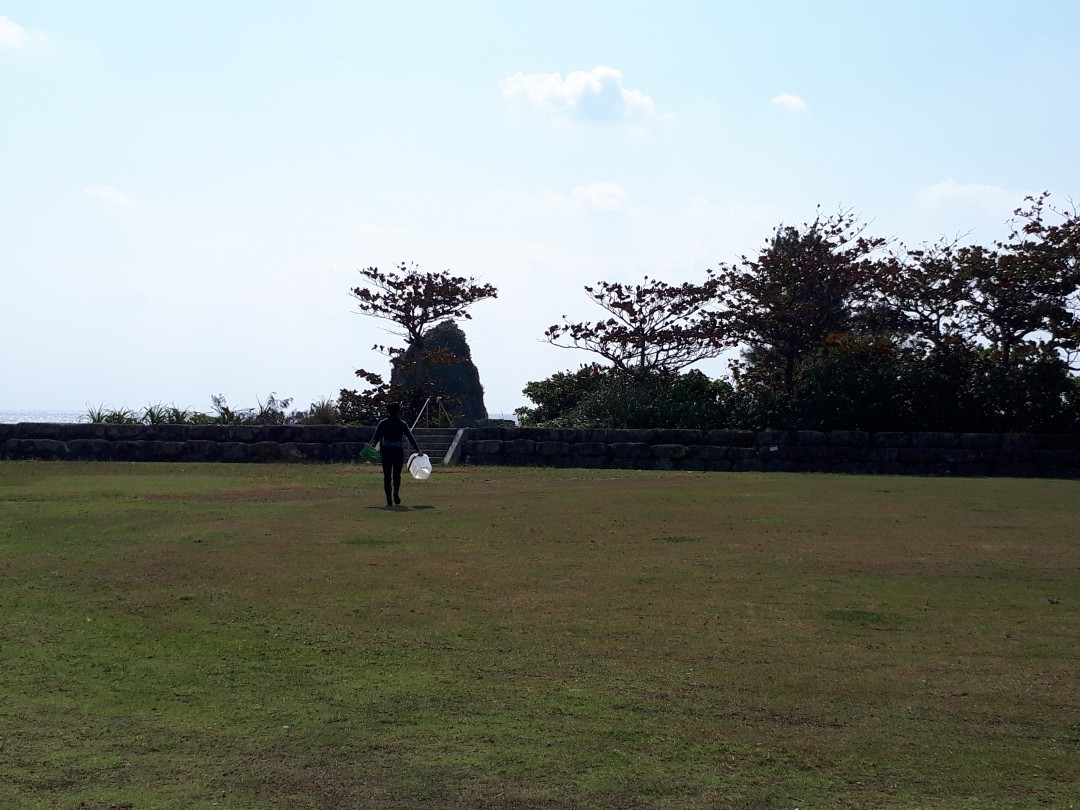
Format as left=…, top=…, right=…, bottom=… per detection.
left=370, top=402, right=424, bottom=507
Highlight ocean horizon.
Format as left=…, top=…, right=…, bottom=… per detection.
left=0, top=409, right=87, bottom=424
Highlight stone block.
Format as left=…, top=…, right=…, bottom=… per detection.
left=65, top=439, right=113, bottom=460
left=687, top=445, right=727, bottom=460
left=959, top=433, right=1000, bottom=449
left=12, top=439, right=67, bottom=459
left=609, top=442, right=650, bottom=458
left=537, top=441, right=571, bottom=456
left=650, top=444, right=689, bottom=460
left=912, top=431, right=959, bottom=448
left=828, top=430, right=869, bottom=446
left=181, top=440, right=217, bottom=461
left=871, top=432, right=910, bottom=447
left=707, top=430, right=756, bottom=446
left=503, top=439, right=535, bottom=455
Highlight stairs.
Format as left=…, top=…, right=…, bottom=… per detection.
left=411, top=428, right=465, bottom=465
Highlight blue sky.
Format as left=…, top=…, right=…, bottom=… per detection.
left=3, top=2, right=1079, bottom=415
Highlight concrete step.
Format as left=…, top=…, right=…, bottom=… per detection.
left=411, top=428, right=464, bottom=464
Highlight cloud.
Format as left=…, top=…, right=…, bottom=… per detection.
left=501, top=66, right=658, bottom=123
left=770, top=93, right=808, bottom=114
left=83, top=185, right=138, bottom=209
left=915, top=179, right=1015, bottom=214
left=524, top=181, right=633, bottom=214
left=0, top=15, right=47, bottom=49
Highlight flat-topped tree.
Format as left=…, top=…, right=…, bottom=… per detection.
left=351, top=262, right=498, bottom=350
left=543, top=273, right=729, bottom=374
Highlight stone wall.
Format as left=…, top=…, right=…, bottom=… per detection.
left=460, top=427, right=1080, bottom=479
left=3, top=423, right=1079, bottom=477
left=0, top=423, right=376, bottom=463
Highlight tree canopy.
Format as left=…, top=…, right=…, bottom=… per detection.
left=520, top=194, right=1080, bottom=433
left=543, top=274, right=728, bottom=373
left=715, top=210, right=890, bottom=391
left=350, top=262, right=498, bottom=348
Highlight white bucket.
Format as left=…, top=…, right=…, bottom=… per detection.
left=408, top=453, right=432, bottom=480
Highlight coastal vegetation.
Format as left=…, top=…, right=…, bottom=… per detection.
left=80, top=194, right=1080, bottom=433
left=83, top=394, right=341, bottom=427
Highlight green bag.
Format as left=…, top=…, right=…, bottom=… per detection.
left=360, top=443, right=381, bottom=464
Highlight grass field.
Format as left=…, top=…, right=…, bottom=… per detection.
left=1, top=461, right=1078, bottom=809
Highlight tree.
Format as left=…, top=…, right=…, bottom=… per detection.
left=351, top=262, right=498, bottom=351
left=882, top=240, right=968, bottom=352
left=716, top=210, right=890, bottom=391
left=344, top=263, right=497, bottom=421
left=953, top=193, right=1080, bottom=368
left=543, top=274, right=728, bottom=373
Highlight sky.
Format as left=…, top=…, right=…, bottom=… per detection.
left=3, top=1, right=1079, bottom=417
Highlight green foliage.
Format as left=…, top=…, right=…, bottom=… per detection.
left=716, top=209, right=890, bottom=391
left=336, top=383, right=389, bottom=426
left=209, top=393, right=295, bottom=425
left=84, top=404, right=140, bottom=424
left=516, top=366, right=606, bottom=427
left=424, top=318, right=472, bottom=360
left=526, top=194, right=1080, bottom=433
left=83, top=394, right=329, bottom=426
left=298, top=397, right=342, bottom=425
left=723, top=341, right=1080, bottom=432
left=517, top=366, right=730, bottom=429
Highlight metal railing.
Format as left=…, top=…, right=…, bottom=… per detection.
left=410, top=396, right=456, bottom=431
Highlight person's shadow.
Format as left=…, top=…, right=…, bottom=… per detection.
left=364, top=505, right=436, bottom=511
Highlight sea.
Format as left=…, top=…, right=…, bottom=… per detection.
left=0, top=409, right=87, bottom=424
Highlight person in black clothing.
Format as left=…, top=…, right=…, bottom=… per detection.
left=370, top=402, right=424, bottom=507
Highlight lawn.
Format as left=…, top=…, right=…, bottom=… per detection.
left=1, top=461, right=1077, bottom=809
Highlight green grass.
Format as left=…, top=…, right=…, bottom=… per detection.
left=1, top=461, right=1078, bottom=809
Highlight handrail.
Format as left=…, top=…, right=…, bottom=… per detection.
left=411, top=396, right=455, bottom=430
left=410, top=397, right=432, bottom=431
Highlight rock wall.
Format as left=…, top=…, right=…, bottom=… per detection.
left=460, top=427, right=1080, bottom=479
left=0, top=423, right=376, bottom=463
left=3, top=423, right=1079, bottom=477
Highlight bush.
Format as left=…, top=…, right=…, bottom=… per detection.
left=517, top=367, right=730, bottom=430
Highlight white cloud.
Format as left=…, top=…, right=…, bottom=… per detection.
left=770, top=92, right=808, bottom=113
left=501, top=66, right=659, bottom=123
left=571, top=182, right=631, bottom=213
left=915, top=179, right=1015, bottom=214
left=0, top=15, right=47, bottom=49
left=523, top=181, right=633, bottom=214
left=83, top=185, right=138, bottom=209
